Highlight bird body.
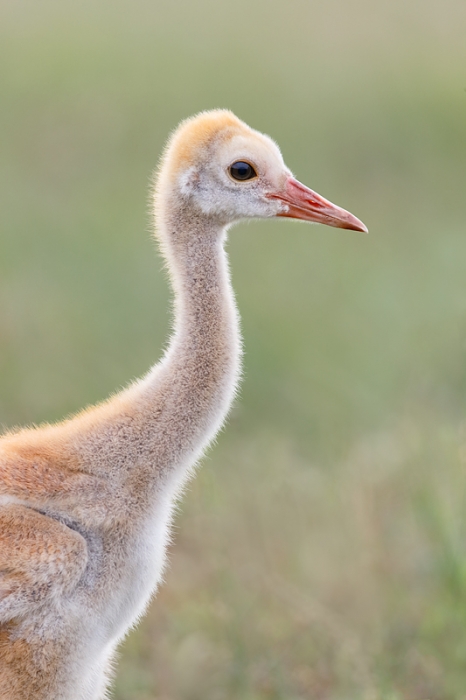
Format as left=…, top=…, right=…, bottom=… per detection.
left=0, top=110, right=366, bottom=699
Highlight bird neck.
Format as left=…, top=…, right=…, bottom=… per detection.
left=127, top=202, right=242, bottom=480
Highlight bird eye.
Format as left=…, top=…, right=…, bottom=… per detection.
left=229, top=161, right=257, bottom=181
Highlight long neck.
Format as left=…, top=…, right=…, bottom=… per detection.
left=125, top=202, right=242, bottom=476
left=61, top=198, right=241, bottom=492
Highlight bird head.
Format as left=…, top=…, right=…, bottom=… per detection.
left=156, top=109, right=367, bottom=233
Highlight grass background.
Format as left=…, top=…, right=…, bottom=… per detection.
left=1, top=0, right=466, bottom=697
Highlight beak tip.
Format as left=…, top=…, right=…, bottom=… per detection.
left=346, top=217, right=368, bottom=234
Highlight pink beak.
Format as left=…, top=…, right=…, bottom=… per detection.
left=269, top=176, right=368, bottom=233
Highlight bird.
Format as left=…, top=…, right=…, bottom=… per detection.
left=0, top=109, right=367, bottom=700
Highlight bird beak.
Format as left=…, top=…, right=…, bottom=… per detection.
left=269, top=176, right=368, bottom=233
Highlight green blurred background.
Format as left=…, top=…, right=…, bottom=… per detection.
left=1, top=1, right=466, bottom=697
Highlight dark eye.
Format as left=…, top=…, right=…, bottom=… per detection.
left=229, top=161, right=257, bottom=181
